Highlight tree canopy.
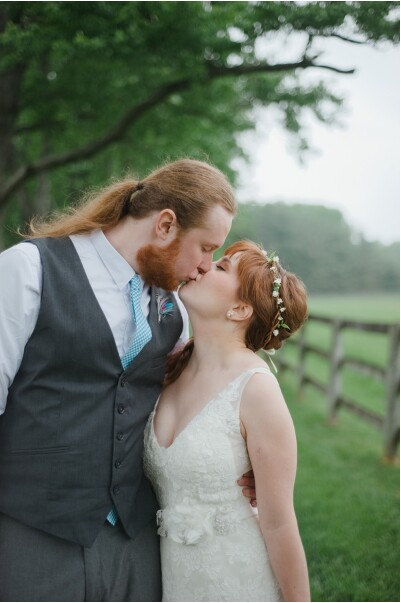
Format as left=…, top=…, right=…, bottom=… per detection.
left=0, top=1, right=399, bottom=270
left=1, top=2, right=399, bottom=205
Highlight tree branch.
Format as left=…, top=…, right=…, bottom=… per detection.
left=0, top=78, right=190, bottom=208
left=0, top=56, right=355, bottom=208
left=206, top=58, right=355, bottom=77
left=316, top=32, right=367, bottom=45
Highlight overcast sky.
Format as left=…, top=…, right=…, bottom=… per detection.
left=233, top=31, right=400, bottom=245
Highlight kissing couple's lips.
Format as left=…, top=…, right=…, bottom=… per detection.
left=177, top=274, right=203, bottom=290
left=190, top=273, right=203, bottom=284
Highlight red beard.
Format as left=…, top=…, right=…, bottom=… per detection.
left=136, top=235, right=182, bottom=291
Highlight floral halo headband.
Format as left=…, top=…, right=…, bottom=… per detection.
left=262, top=250, right=290, bottom=336
left=261, top=250, right=291, bottom=374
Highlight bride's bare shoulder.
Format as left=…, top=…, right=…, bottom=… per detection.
left=240, top=369, right=294, bottom=437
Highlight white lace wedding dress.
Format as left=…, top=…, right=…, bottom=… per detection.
left=143, top=367, right=282, bottom=602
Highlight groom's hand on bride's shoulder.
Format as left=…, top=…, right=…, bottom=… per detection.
left=237, top=470, right=257, bottom=507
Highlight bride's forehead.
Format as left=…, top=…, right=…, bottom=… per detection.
left=225, top=251, right=242, bottom=265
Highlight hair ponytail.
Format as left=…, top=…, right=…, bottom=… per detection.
left=24, top=179, right=139, bottom=239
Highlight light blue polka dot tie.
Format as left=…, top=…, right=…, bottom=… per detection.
left=107, top=274, right=152, bottom=526
left=121, top=274, right=152, bottom=370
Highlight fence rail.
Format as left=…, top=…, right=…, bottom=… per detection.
left=264, top=313, right=400, bottom=462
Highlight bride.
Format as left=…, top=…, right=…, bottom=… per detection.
left=143, top=240, right=310, bottom=602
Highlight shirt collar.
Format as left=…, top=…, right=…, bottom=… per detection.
left=89, top=229, right=139, bottom=291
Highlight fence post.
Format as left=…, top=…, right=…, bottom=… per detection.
left=328, top=320, right=343, bottom=425
left=383, top=324, right=400, bottom=463
left=297, top=326, right=307, bottom=400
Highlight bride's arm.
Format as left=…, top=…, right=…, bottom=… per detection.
left=241, top=373, right=311, bottom=602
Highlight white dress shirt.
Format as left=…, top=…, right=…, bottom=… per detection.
left=0, top=229, right=189, bottom=414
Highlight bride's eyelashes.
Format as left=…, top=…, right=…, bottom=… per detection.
left=216, top=265, right=225, bottom=271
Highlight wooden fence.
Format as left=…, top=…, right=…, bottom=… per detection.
left=265, top=314, right=400, bottom=462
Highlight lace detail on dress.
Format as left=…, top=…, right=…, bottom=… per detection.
left=143, top=367, right=282, bottom=602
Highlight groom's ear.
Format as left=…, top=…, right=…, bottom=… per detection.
left=155, top=209, right=178, bottom=241
left=231, top=303, right=253, bottom=322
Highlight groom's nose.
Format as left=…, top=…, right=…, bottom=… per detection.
left=187, top=255, right=213, bottom=280
left=198, top=255, right=213, bottom=274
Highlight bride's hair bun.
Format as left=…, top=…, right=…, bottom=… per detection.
left=224, top=240, right=308, bottom=353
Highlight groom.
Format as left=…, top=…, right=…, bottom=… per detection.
left=0, top=159, right=256, bottom=602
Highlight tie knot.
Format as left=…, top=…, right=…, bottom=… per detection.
left=130, top=274, right=142, bottom=294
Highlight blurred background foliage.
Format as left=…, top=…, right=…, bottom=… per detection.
left=1, top=1, right=399, bottom=295
left=224, top=202, right=400, bottom=293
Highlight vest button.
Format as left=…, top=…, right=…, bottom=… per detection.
left=120, top=378, right=126, bottom=387
left=113, top=485, right=120, bottom=495
left=117, top=404, right=125, bottom=414
left=114, top=459, right=122, bottom=469
left=116, top=432, right=124, bottom=441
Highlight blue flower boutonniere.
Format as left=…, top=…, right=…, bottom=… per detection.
left=156, top=294, right=174, bottom=323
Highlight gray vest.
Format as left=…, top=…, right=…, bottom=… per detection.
left=0, top=237, right=183, bottom=546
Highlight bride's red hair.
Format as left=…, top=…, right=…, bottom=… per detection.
left=164, top=240, right=308, bottom=386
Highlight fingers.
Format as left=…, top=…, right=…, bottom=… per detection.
left=237, top=476, right=255, bottom=487
left=240, top=487, right=256, bottom=499
left=237, top=472, right=257, bottom=506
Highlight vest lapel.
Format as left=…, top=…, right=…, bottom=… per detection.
left=60, top=237, right=124, bottom=370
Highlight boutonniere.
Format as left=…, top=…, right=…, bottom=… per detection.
left=156, top=294, right=174, bottom=323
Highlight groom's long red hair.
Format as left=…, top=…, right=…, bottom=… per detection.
left=23, top=159, right=236, bottom=238
left=164, top=240, right=308, bottom=386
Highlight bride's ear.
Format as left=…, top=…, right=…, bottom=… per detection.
left=230, top=303, right=253, bottom=323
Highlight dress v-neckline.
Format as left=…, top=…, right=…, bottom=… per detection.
left=151, top=367, right=270, bottom=451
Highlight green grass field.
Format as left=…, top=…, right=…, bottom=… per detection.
left=276, top=294, right=399, bottom=602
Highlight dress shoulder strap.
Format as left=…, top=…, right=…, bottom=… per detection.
left=228, top=366, right=276, bottom=415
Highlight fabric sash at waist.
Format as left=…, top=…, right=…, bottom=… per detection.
left=156, top=499, right=257, bottom=545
